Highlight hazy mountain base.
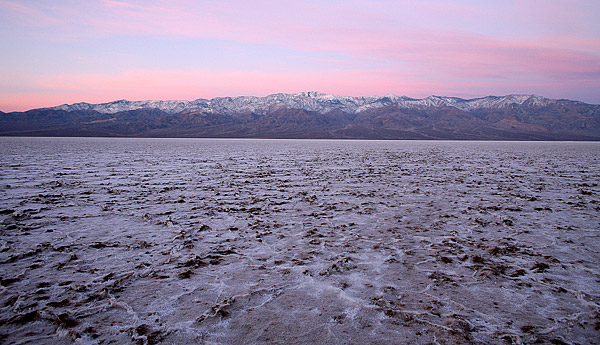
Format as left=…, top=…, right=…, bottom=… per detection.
left=0, top=138, right=599, bottom=344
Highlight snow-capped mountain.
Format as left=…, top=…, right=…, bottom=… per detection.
left=2, top=92, right=598, bottom=140
left=46, top=92, right=558, bottom=115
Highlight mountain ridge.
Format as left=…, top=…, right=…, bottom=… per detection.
left=1, top=92, right=599, bottom=140
left=43, top=92, right=561, bottom=115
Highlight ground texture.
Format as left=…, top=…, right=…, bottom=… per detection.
left=0, top=138, right=599, bottom=344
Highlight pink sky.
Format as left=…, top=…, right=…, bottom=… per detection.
left=1, top=0, right=599, bottom=111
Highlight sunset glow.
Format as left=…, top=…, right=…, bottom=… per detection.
left=1, top=0, right=599, bottom=111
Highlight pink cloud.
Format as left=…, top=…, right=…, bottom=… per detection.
left=350, top=30, right=600, bottom=83
left=83, top=1, right=600, bottom=86
left=0, top=0, right=65, bottom=26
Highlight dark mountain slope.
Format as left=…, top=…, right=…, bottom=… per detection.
left=1, top=93, right=599, bottom=140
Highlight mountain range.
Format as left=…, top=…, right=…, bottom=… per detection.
left=1, top=92, right=599, bottom=140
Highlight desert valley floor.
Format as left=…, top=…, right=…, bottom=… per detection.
left=0, top=138, right=599, bottom=344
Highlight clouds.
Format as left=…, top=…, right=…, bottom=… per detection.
left=1, top=0, right=599, bottom=111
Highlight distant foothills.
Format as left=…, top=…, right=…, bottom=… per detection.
left=1, top=92, right=599, bottom=140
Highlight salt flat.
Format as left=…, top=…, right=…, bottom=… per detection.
left=0, top=138, right=599, bottom=344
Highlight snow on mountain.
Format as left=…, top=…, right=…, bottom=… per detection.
left=46, top=93, right=557, bottom=115
left=49, top=99, right=206, bottom=114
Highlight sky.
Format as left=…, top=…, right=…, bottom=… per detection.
left=1, top=0, right=599, bottom=111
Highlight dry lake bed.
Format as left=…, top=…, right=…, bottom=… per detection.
left=0, top=138, right=599, bottom=344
